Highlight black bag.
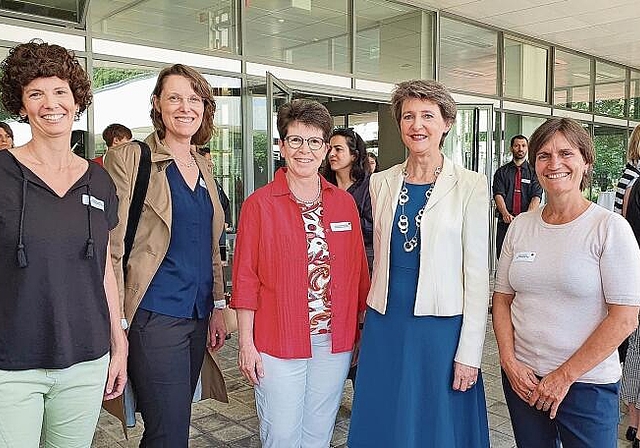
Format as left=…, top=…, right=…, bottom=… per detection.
left=122, top=140, right=151, bottom=280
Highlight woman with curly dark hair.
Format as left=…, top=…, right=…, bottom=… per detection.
left=322, top=128, right=374, bottom=272
left=0, top=40, right=128, bottom=447
left=104, top=64, right=229, bottom=447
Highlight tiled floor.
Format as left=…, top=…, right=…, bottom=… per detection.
left=92, top=316, right=633, bottom=447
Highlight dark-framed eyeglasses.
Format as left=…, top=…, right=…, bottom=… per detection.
left=283, top=135, right=326, bottom=151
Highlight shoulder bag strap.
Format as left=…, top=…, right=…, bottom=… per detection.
left=123, top=140, right=151, bottom=278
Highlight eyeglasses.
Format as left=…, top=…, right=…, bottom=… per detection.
left=283, top=135, right=326, bottom=151
left=164, top=94, right=204, bottom=106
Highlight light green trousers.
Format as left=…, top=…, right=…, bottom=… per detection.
left=0, top=353, right=109, bottom=448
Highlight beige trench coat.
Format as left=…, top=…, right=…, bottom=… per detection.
left=102, top=132, right=228, bottom=434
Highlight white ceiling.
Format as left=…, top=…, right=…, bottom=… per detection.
left=413, top=0, right=640, bottom=71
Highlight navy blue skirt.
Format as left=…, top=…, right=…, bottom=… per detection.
left=348, top=263, right=490, bottom=448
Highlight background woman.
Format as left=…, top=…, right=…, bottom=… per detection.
left=348, top=79, right=490, bottom=448
left=615, top=124, right=640, bottom=216
left=0, top=40, right=127, bottom=447
left=231, top=99, right=370, bottom=448
left=0, top=121, right=14, bottom=149
left=104, top=64, right=228, bottom=448
left=322, top=127, right=373, bottom=272
left=493, top=118, right=640, bottom=448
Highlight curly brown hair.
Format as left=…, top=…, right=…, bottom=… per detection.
left=150, top=64, right=216, bottom=146
left=0, top=39, right=92, bottom=123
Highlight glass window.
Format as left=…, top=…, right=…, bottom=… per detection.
left=244, top=0, right=349, bottom=73
left=594, top=61, right=626, bottom=117
left=203, top=74, right=243, bottom=227
left=503, top=38, right=547, bottom=102
left=90, top=0, right=238, bottom=54
left=591, top=125, right=626, bottom=199
left=92, top=62, right=157, bottom=157
left=439, top=17, right=498, bottom=96
left=355, top=0, right=433, bottom=82
left=553, top=50, right=591, bottom=111
left=0, top=0, right=88, bottom=24
left=631, top=70, right=640, bottom=120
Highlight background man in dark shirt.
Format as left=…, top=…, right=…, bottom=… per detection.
left=492, top=134, right=543, bottom=258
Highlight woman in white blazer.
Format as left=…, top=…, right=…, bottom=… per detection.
left=348, top=79, right=490, bottom=448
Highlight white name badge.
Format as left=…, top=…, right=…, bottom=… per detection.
left=81, top=194, right=105, bottom=211
left=330, top=221, right=352, bottom=232
left=199, top=177, right=207, bottom=189
left=514, top=251, right=536, bottom=262
left=521, top=178, right=531, bottom=184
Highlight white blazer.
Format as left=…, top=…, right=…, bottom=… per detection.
left=367, top=155, right=490, bottom=367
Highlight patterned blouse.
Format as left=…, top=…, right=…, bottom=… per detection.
left=297, top=199, right=332, bottom=335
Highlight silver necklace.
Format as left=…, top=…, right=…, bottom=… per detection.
left=291, top=176, right=322, bottom=205
left=397, top=166, right=441, bottom=252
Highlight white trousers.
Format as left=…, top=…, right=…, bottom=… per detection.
left=255, top=334, right=351, bottom=448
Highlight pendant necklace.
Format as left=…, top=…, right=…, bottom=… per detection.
left=397, top=165, right=442, bottom=252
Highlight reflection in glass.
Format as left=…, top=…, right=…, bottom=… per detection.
left=90, top=0, right=238, bottom=54
left=594, top=61, right=626, bottom=117
left=503, top=38, right=547, bottom=102
left=553, top=50, right=591, bottom=111
left=355, top=0, right=432, bottom=82
left=439, top=17, right=497, bottom=96
left=244, top=0, right=349, bottom=73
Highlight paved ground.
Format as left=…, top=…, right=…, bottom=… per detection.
left=92, top=316, right=633, bottom=447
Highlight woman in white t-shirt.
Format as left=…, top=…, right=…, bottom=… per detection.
left=492, top=117, right=640, bottom=448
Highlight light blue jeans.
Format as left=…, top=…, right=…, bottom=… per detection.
left=0, top=353, right=109, bottom=448
left=255, top=334, right=351, bottom=448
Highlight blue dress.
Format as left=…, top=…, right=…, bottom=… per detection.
left=348, top=183, right=489, bottom=448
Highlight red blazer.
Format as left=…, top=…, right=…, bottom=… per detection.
left=231, top=168, right=370, bottom=358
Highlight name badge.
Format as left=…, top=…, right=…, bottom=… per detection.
left=81, top=194, right=105, bottom=211
left=330, top=221, right=352, bottom=232
left=199, top=177, right=207, bottom=189
left=521, top=178, right=531, bottom=184
left=514, top=251, right=536, bottom=262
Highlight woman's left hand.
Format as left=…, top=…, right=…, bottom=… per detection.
left=528, top=369, right=572, bottom=419
left=104, top=339, right=128, bottom=400
left=208, top=309, right=227, bottom=352
left=452, top=361, right=478, bottom=392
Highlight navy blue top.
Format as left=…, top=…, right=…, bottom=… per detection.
left=139, top=162, right=214, bottom=319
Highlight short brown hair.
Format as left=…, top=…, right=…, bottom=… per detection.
left=528, top=118, right=594, bottom=190
left=0, top=39, right=92, bottom=123
left=102, top=123, right=132, bottom=147
left=276, top=99, right=332, bottom=142
left=390, top=79, right=457, bottom=148
left=627, top=124, right=640, bottom=164
left=150, top=64, right=216, bottom=146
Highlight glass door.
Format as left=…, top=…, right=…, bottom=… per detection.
left=266, top=72, right=292, bottom=181
left=443, top=104, right=496, bottom=270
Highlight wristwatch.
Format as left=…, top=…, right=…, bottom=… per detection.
left=120, top=318, right=129, bottom=330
